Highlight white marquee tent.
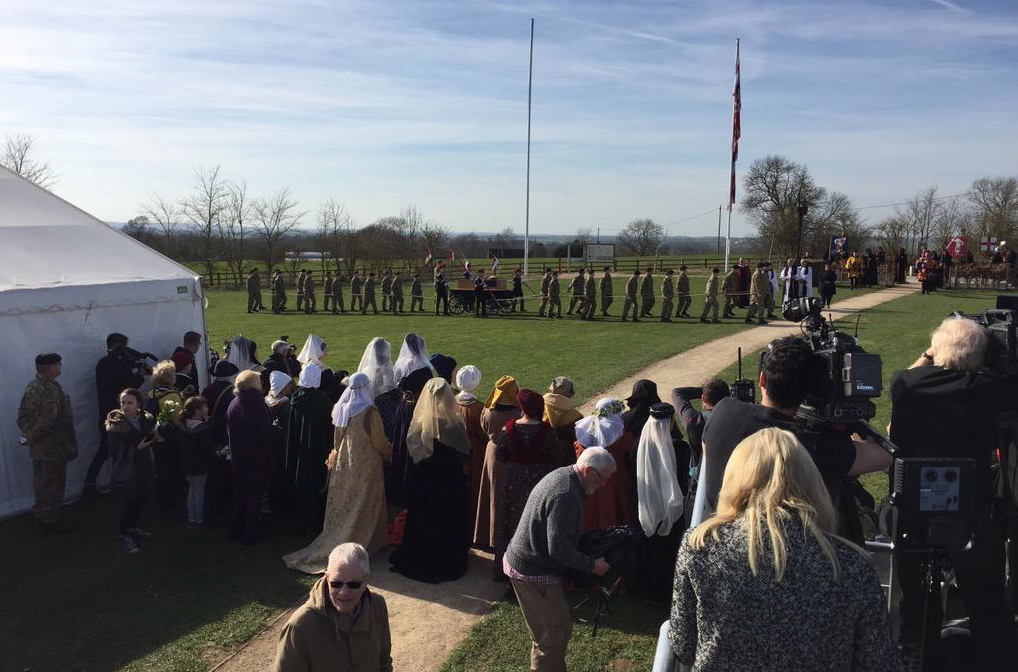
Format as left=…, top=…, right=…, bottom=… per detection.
left=0, top=167, right=208, bottom=518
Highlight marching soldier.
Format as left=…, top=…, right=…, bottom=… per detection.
left=380, top=270, right=393, bottom=312
left=17, top=353, right=77, bottom=533
left=675, top=265, right=692, bottom=318
left=350, top=270, right=363, bottom=312
left=581, top=270, right=597, bottom=320
left=272, top=269, right=287, bottom=313
left=362, top=272, right=379, bottom=314
left=745, top=262, right=769, bottom=325
left=547, top=270, right=562, bottom=318
left=410, top=272, right=424, bottom=312
left=296, top=269, right=307, bottom=312
left=660, top=269, right=675, bottom=322
left=434, top=265, right=450, bottom=315
left=699, top=267, right=720, bottom=323
left=304, top=270, right=317, bottom=314
left=639, top=268, right=655, bottom=317
left=331, top=272, right=346, bottom=314
left=391, top=271, right=405, bottom=314
left=246, top=268, right=262, bottom=313
left=722, top=267, right=738, bottom=318
left=322, top=270, right=333, bottom=313
left=537, top=268, right=552, bottom=317
left=621, top=269, right=641, bottom=322
left=600, top=267, right=613, bottom=316
left=567, top=268, right=586, bottom=315
left=473, top=269, right=488, bottom=318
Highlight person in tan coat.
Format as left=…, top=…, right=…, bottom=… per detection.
left=472, top=375, right=521, bottom=548
left=274, top=543, right=392, bottom=672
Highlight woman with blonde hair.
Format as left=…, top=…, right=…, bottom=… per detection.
left=147, top=360, right=185, bottom=513
left=666, top=427, right=898, bottom=672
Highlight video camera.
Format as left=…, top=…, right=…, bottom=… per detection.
left=783, top=296, right=883, bottom=427
left=123, top=346, right=157, bottom=375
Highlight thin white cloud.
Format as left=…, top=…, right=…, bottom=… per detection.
left=928, top=0, right=966, bottom=13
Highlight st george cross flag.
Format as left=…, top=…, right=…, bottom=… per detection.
left=448, top=249, right=455, bottom=261
left=728, top=39, right=741, bottom=213
left=980, top=236, right=998, bottom=252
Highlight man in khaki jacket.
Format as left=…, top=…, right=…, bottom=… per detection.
left=17, top=353, right=78, bottom=533
left=621, top=269, right=641, bottom=322
left=275, top=543, right=392, bottom=672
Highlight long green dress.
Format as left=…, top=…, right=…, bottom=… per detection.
left=287, top=386, right=334, bottom=535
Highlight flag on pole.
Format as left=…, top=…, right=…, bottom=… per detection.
left=980, top=236, right=998, bottom=252
left=448, top=249, right=455, bottom=261
left=491, top=255, right=501, bottom=273
left=728, top=39, right=741, bottom=213
left=424, top=251, right=433, bottom=265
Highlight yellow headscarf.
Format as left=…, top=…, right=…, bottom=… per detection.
left=484, top=375, right=520, bottom=409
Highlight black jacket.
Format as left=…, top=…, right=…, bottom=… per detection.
left=95, top=351, right=144, bottom=416
left=180, top=420, right=215, bottom=476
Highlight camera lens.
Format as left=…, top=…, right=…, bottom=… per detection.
left=924, top=470, right=939, bottom=482
left=945, top=470, right=957, bottom=482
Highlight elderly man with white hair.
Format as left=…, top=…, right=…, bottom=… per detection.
left=890, top=316, right=1018, bottom=670
left=274, top=542, right=392, bottom=672
left=504, top=446, right=615, bottom=672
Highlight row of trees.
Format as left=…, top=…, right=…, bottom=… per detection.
left=740, top=154, right=1018, bottom=259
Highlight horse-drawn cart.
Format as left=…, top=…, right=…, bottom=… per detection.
left=448, top=278, right=517, bottom=315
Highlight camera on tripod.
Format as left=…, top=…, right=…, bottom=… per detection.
left=782, top=297, right=883, bottom=426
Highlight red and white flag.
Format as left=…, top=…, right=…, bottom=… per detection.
left=424, top=251, right=433, bottom=265
left=491, top=255, right=501, bottom=273
left=728, top=39, right=741, bottom=213
left=980, top=236, right=998, bottom=252
left=448, top=249, right=455, bottom=261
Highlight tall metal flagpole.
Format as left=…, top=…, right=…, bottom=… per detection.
left=716, top=205, right=722, bottom=255
left=524, top=18, right=534, bottom=276
left=724, top=38, right=741, bottom=274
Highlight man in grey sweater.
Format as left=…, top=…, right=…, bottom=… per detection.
left=504, top=447, right=615, bottom=672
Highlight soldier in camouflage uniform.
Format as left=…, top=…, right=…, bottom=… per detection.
left=567, top=268, right=585, bottom=315
left=391, top=270, right=405, bottom=314
left=331, top=272, right=346, bottom=314
left=350, top=271, right=363, bottom=312
left=246, top=268, right=262, bottom=313
left=745, top=262, right=770, bottom=325
left=410, top=272, right=424, bottom=312
left=547, top=271, right=562, bottom=318
left=699, top=267, right=720, bottom=323
left=660, top=269, right=675, bottom=322
left=580, top=271, right=597, bottom=320
left=362, top=272, right=379, bottom=314
left=621, top=269, right=641, bottom=322
left=639, top=269, right=655, bottom=317
left=272, top=270, right=287, bottom=313
left=675, top=265, right=692, bottom=318
left=380, top=270, right=393, bottom=312
left=296, top=269, right=307, bottom=312
left=722, top=267, right=738, bottom=318
left=537, top=269, right=552, bottom=317
left=322, top=271, right=334, bottom=312
left=599, top=267, right=613, bottom=316
left=17, top=353, right=78, bottom=532
left=303, top=271, right=317, bottom=313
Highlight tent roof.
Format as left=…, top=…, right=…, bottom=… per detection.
left=0, top=167, right=197, bottom=291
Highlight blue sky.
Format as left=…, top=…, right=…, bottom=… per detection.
left=1, top=0, right=1015, bottom=236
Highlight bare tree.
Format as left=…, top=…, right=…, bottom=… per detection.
left=491, top=227, right=515, bottom=254
left=875, top=216, right=908, bottom=253
left=741, top=155, right=825, bottom=259
left=1, top=134, right=57, bottom=189
left=894, top=187, right=940, bottom=254
left=179, top=166, right=228, bottom=278
left=123, top=215, right=155, bottom=246
left=932, top=196, right=971, bottom=250
left=219, top=180, right=253, bottom=283
left=421, top=223, right=450, bottom=264
left=968, top=176, right=1018, bottom=244
left=143, top=195, right=180, bottom=257
left=619, top=218, right=664, bottom=256
left=576, top=227, right=592, bottom=246
left=397, top=204, right=425, bottom=267
left=317, top=199, right=359, bottom=274
left=254, top=187, right=306, bottom=273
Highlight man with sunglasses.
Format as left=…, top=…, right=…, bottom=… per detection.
left=504, top=447, right=615, bottom=672
left=274, top=542, right=392, bottom=672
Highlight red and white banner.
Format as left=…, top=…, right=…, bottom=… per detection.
left=946, top=235, right=967, bottom=258
left=980, top=236, right=998, bottom=252
left=424, top=251, right=433, bottom=265
left=491, top=255, right=501, bottom=273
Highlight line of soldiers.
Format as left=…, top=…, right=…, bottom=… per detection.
left=699, top=261, right=779, bottom=324
left=533, top=266, right=695, bottom=322
left=247, top=269, right=432, bottom=316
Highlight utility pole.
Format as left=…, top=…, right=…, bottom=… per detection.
left=523, top=18, right=535, bottom=276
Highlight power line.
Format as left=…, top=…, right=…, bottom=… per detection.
left=852, top=192, right=967, bottom=212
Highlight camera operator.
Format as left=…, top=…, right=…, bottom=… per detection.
left=83, top=333, right=147, bottom=498
left=889, top=317, right=1017, bottom=670
left=697, top=336, right=892, bottom=533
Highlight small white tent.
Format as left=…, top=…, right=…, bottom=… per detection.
left=0, top=167, right=208, bottom=518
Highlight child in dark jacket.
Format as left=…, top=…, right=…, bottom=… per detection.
left=180, top=396, right=214, bottom=528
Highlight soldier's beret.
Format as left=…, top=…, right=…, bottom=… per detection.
left=35, top=353, right=62, bottom=365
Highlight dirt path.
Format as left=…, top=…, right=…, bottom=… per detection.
left=577, top=283, right=917, bottom=413
left=213, top=283, right=916, bottom=672
left=212, top=548, right=503, bottom=672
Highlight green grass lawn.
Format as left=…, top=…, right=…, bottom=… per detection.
left=203, top=275, right=755, bottom=403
